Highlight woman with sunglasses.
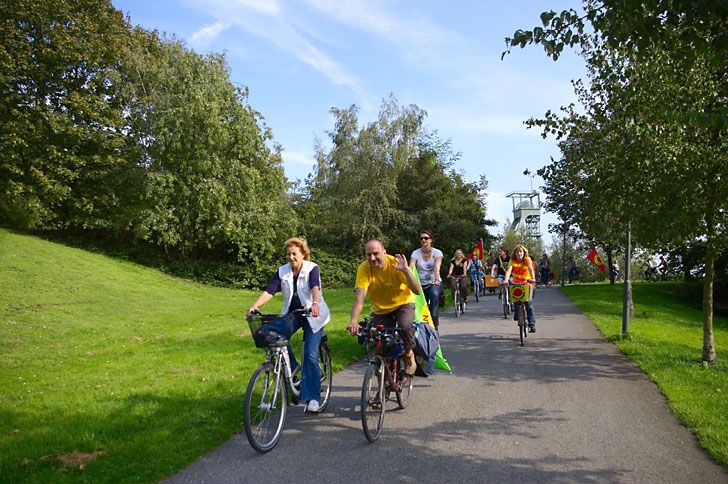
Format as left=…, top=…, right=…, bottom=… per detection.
left=409, top=230, right=443, bottom=330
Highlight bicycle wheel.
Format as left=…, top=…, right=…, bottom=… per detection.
left=317, top=339, right=332, bottom=413
left=474, top=280, right=479, bottom=303
left=503, top=291, right=509, bottom=319
left=518, top=304, right=526, bottom=346
left=395, top=356, right=413, bottom=409
left=244, top=363, right=287, bottom=453
left=454, top=289, right=461, bottom=318
left=361, top=362, right=385, bottom=442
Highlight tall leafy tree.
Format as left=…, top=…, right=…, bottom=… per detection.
left=302, top=96, right=492, bottom=257
left=0, top=0, right=132, bottom=230
left=117, top=33, right=296, bottom=264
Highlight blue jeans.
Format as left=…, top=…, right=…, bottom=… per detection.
left=514, top=301, right=536, bottom=327
left=285, top=313, right=323, bottom=403
left=421, top=283, right=442, bottom=329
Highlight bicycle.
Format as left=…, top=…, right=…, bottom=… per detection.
left=449, top=276, right=466, bottom=317
left=472, top=272, right=483, bottom=303
left=508, top=282, right=532, bottom=346
left=243, top=309, right=332, bottom=453
left=502, top=280, right=511, bottom=319
left=568, top=268, right=582, bottom=284
left=357, top=321, right=414, bottom=442
left=537, top=268, right=550, bottom=288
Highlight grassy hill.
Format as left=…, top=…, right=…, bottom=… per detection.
left=0, top=228, right=359, bottom=483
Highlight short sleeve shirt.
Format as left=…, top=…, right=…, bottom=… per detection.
left=451, top=258, right=467, bottom=276
left=410, top=247, right=443, bottom=285
left=355, top=255, right=416, bottom=314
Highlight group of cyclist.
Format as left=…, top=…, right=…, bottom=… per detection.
left=245, top=231, right=542, bottom=415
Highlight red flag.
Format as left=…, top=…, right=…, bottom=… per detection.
left=466, top=239, right=484, bottom=261
left=587, top=248, right=606, bottom=272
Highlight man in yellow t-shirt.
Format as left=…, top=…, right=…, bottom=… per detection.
left=347, top=239, right=422, bottom=375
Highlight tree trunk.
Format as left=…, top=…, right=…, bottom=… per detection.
left=702, top=201, right=717, bottom=364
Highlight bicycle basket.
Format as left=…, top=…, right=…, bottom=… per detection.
left=509, top=284, right=531, bottom=303
left=247, top=313, right=295, bottom=348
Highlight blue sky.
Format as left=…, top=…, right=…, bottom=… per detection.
left=111, top=0, right=588, bottom=247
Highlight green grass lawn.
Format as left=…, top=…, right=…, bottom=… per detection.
left=560, top=283, right=728, bottom=469
left=0, top=228, right=365, bottom=483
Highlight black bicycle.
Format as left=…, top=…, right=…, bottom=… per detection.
left=357, top=321, right=414, bottom=442
left=243, top=309, right=332, bottom=453
left=449, top=276, right=466, bottom=317
left=502, top=280, right=511, bottom=319
left=472, top=272, right=483, bottom=302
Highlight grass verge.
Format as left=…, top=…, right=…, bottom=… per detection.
left=560, top=282, right=727, bottom=469
left=0, top=228, right=365, bottom=483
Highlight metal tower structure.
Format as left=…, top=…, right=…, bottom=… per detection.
left=506, top=191, right=541, bottom=238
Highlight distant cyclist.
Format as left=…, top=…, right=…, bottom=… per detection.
left=447, top=249, right=469, bottom=307
left=538, top=253, right=550, bottom=286
left=504, top=244, right=536, bottom=332
left=468, top=256, right=484, bottom=295
left=490, top=247, right=510, bottom=300
left=568, top=256, right=579, bottom=283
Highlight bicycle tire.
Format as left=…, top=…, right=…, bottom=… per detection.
left=395, top=355, right=413, bottom=409
left=361, top=361, right=385, bottom=442
left=454, top=288, right=461, bottom=318
left=318, top=340, right=332, bottom=413
left=474, top=280, right=479, bottom=303
left=244, top=363, right=287, bottom=453
left=518, top=303, right=526, bottom=346
left=503, top=291, right=510, bottom=319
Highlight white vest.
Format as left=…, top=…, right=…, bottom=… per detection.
left=279, top=260, right=331, bottom=333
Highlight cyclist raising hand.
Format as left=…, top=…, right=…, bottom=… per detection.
left=503, top=244, right=537, bottom=333
left=348, top=239, right=422, bottom=376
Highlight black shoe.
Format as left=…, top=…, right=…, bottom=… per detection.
left=498, top=294, right=502, bottom=300
left=529, top=326, right=536, bottom=333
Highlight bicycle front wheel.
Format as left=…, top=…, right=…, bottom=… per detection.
left=503, top=294, right=509, bottom=319
left=474, top=280, right=479, bottom=303
left=454, top=289, right=461, bottom=318
left=518, top=304, right=526, bottom=346
left=318, top=340, right=333, bottom=413
left=244, top=363, right=287, bottom=453
left=361, top=362, right=385, bottom=442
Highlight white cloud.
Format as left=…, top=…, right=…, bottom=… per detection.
left=188, top=0, right=367, bottom=101
left=190, top=22, right=227, bottom=49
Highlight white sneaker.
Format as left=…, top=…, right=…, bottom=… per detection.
left=304, top=400, right=320, bottom=414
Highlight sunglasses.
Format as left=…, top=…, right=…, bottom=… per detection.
left=420, top=236, right=430, bottom=241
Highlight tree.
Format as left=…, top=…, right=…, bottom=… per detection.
left=302, top=96, right=493, bottom=255
left=505, top=1, right=728, bottom=363
left=117, top=32, right=297, bottom=265
left=0, top=0, right=133, bottom=230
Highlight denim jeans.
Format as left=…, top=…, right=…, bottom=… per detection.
left=421, top=283, right=442, bottom=329
left=285, top=313, right=323, bottom=403
left=514, top=301, right=536, bottom=327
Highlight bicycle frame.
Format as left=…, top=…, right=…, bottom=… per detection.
left=264, top=344, right=299, bottom=402
left=362, top=327, right=405, bottom=393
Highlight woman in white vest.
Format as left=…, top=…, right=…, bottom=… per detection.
left=247, top=238, right=331, bottom=414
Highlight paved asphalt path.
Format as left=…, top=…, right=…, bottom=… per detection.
left=163, top=287, right=727, bottom=484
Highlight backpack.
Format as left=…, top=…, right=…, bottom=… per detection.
left=413, top=321, right=439, bottom=377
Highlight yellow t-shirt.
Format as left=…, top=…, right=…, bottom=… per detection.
left=355, top=255, right=416, bottom=314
